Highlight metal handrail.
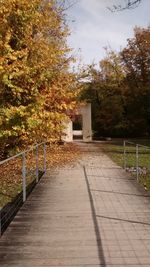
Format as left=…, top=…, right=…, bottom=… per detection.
left=124, top=140, right=150, bottom=149
left=0, top=141, right=46, bottom=236
left=123, top=140, right=150, bottom=182
left=124, top=140, right=136, bottom=145
left=137, top=144, right=150, bottom=149
left=0, top=142, right=46, bottom=165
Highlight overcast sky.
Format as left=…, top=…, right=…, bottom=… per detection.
left=67, top=0, right=150, bottom=68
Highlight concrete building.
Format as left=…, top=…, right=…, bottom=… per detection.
left=62, top=103, right=92, bottom=142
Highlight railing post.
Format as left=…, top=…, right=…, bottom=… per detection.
left=136, top=144, right=139, bottom=182
left=123, top=140, right=126, bottom=170
left=36, top=145, right=39, bottom=183
left=44, top=143, right=46, bottom=172
left=22, top=152, right=26, bottom=202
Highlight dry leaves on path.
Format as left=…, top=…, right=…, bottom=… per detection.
left=0, top=143, right=81, bottom=207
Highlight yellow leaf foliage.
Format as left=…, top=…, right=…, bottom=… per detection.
left=0, top=0, right=80, bottom=156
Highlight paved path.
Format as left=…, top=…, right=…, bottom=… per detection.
left=1, top=142, right=150, bottom=266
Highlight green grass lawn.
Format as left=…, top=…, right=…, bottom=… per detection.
left=101, top=139, right=150, bottom=190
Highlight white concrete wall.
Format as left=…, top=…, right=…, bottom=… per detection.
left=73, top=130, right=83, bottom=136
left=61, top=103, right=92, bottom=142
left=62, top=120, right=73, bottom=142
left=80, top=103, right=92, bottom=142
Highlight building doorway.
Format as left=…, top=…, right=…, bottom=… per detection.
left=62, top=103, right=92, bottom=143
left=73, top=114, right=83, bottom=140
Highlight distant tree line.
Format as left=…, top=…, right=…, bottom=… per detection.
left=80, top=26, right=150, bottom=138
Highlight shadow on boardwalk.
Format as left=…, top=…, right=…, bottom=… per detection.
left=1, top=142, right=150, bottom=266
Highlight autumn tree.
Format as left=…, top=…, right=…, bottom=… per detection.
left=121, top=26, right=150, bottom=135
left=0, top=0, right=79, bottom=157
left=81, top=26, right=150, bottom=138
left=80, top=50, right=126, bottom=137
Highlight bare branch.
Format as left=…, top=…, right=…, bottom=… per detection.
left=56, top=0, right=78, bottom=12
left=108, top=0, right=141, bottom=12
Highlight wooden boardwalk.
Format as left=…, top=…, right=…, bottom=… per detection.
left=1, top=142, right=150, bottom=266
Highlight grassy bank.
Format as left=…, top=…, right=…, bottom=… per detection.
left=100, top=139, right=150, bottom=190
